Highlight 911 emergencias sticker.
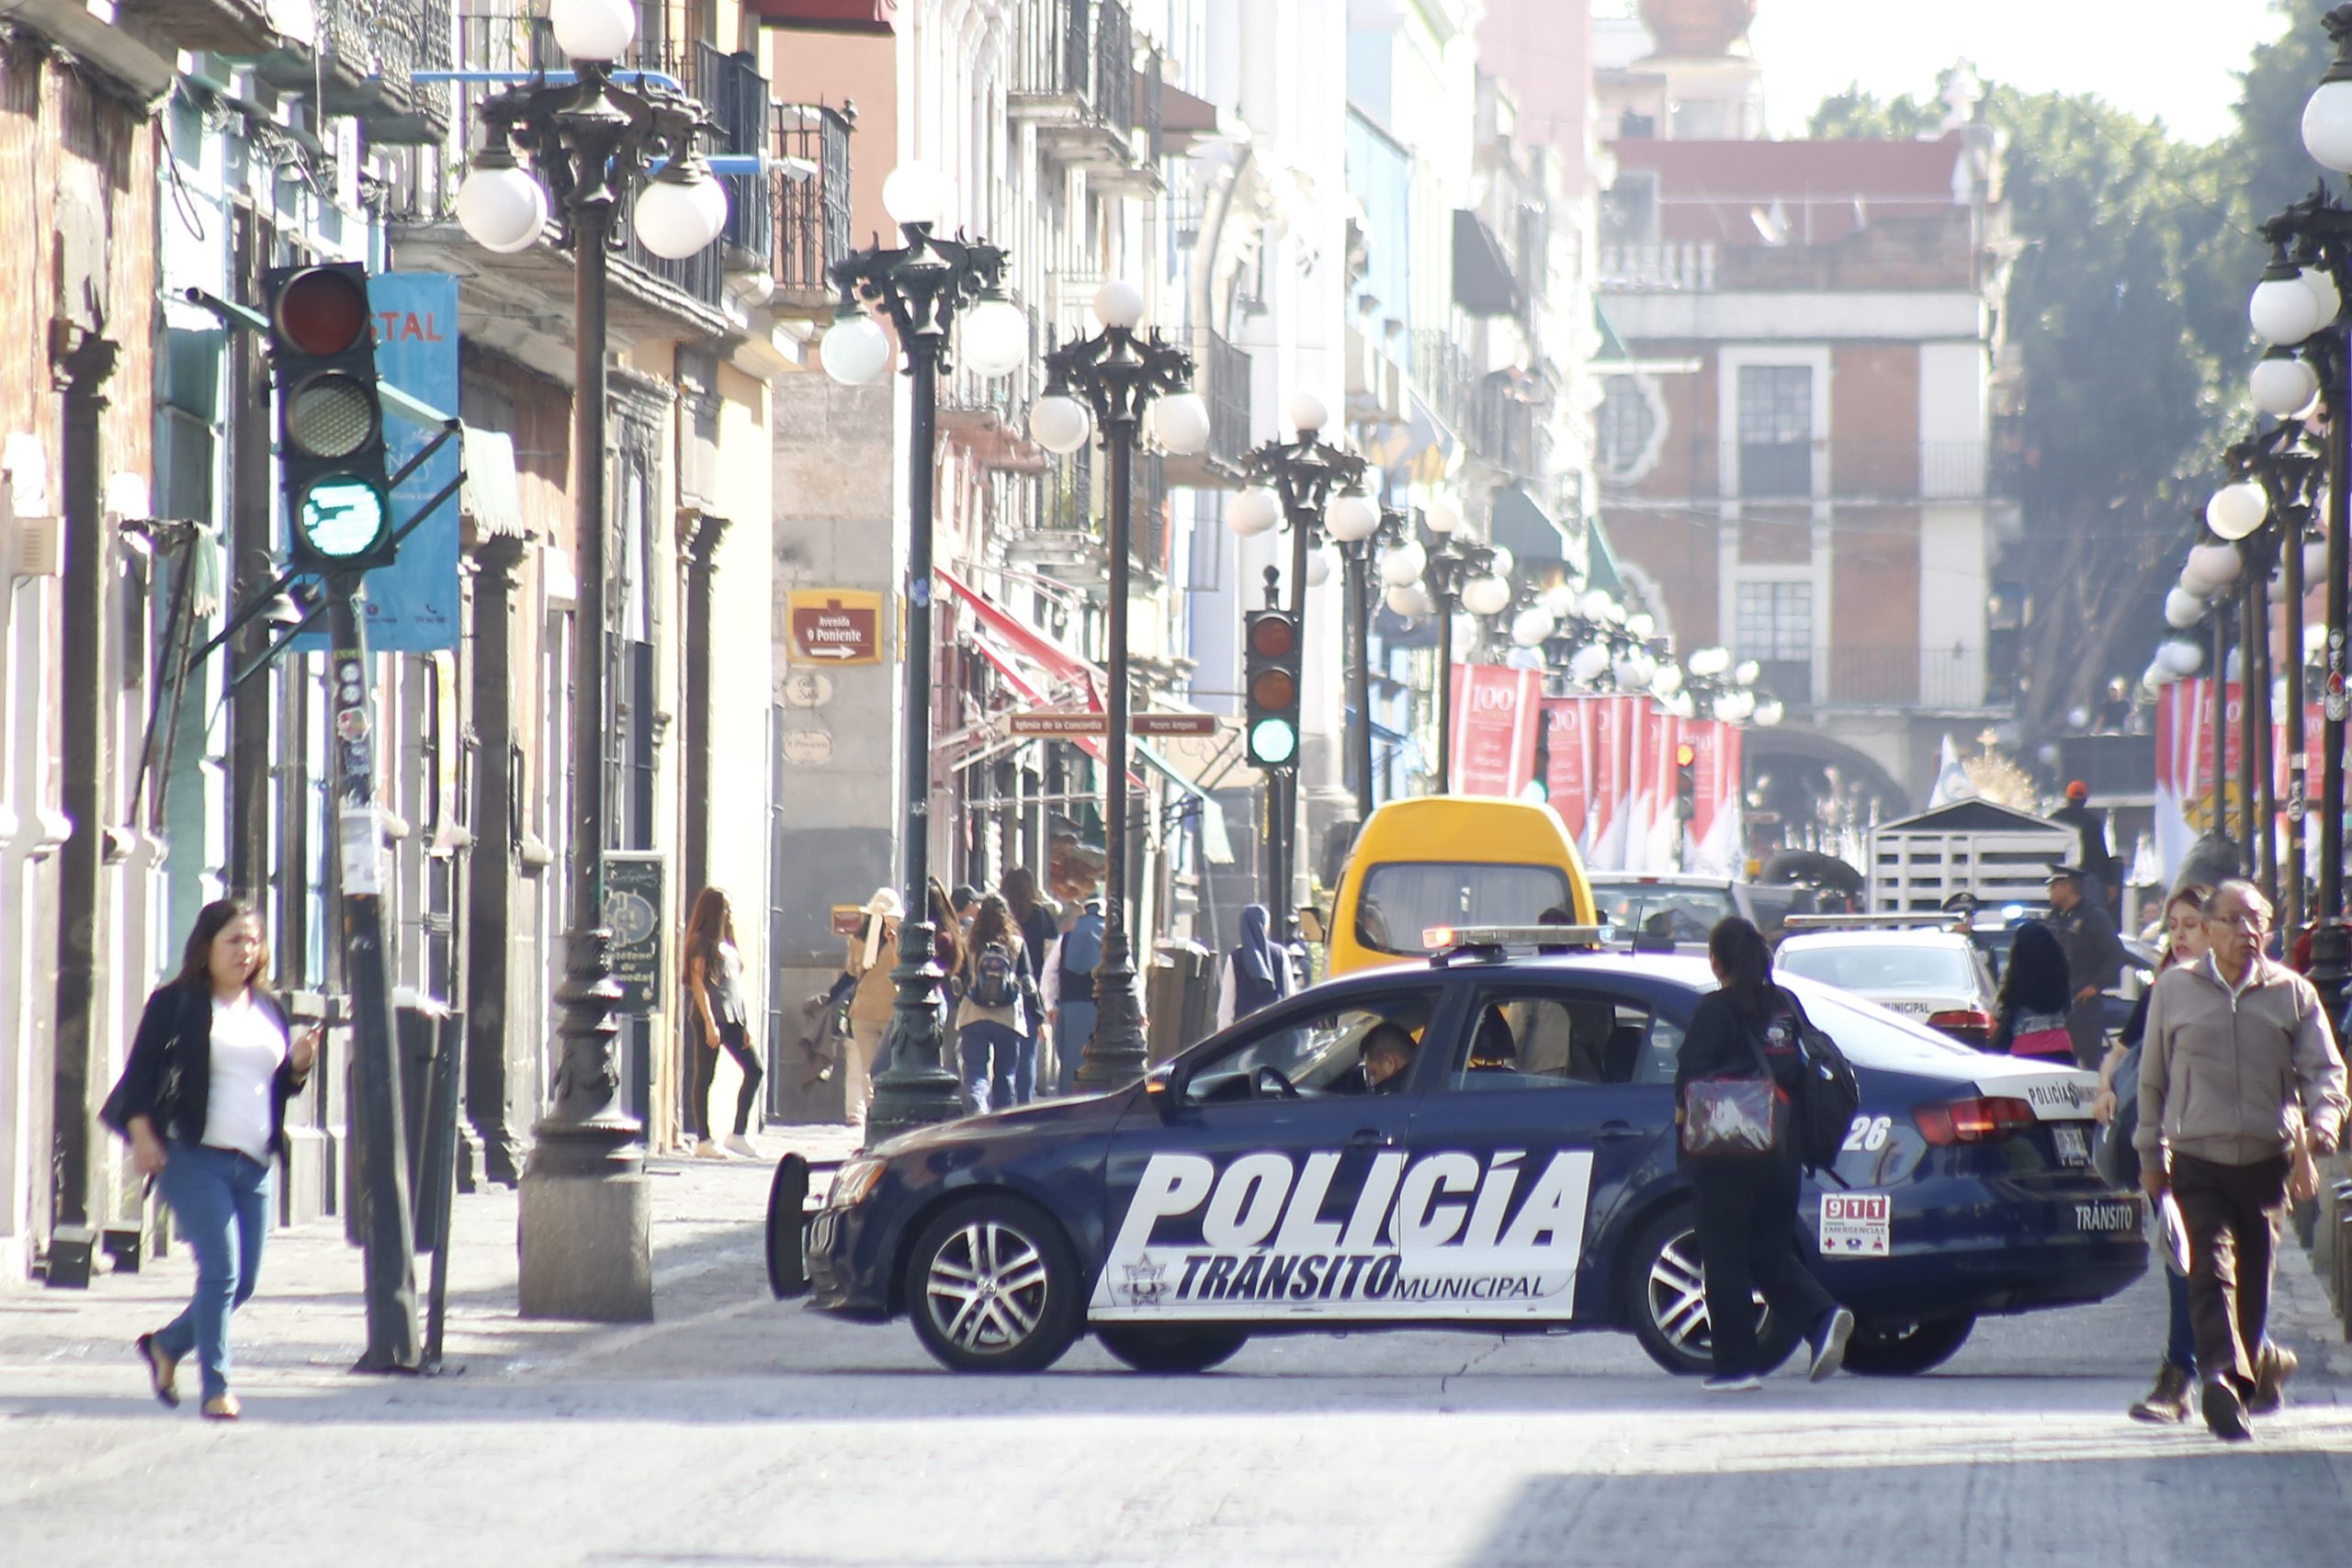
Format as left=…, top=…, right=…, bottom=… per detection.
left=1818, top=1191, right=1892, bottom=1258
left=1090, top=1147, right=1596, bottom=1323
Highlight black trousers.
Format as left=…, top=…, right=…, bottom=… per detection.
left=693, top=1021, right=764, bottom=1141
left=2172, top=1152, right=2290, bottom=1389
left=1689, top=1153, right=1835, bottom=1377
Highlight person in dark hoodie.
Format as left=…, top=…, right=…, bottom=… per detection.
left=1216, top=903, right=1292, bottom=1029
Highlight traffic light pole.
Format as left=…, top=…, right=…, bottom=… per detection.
left=324, top=576, right=422, bottom=1373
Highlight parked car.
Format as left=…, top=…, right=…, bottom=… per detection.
left=1586, top=874, right=1818, bottom=952
left=799, top=933, right=2143, bottom=1379
left=1773, top=926, right=2001, bottom=1046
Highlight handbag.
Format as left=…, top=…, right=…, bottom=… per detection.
left=2007, top=1008, right=2074, bottom=1059
left=1681, top=1010, right=1782, bottom=1158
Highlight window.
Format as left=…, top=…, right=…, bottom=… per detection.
left=1354, top=862, right=1574, bottom=956
left=1181, top=994, right=1441, bottom=1106
left=1736, top=366, right=1813, bottom=497
left=1735, top=581, right=1813, bottom=701
left=1588, top=882, right=1739, bottom=944
left=1776, top=942, right=1978, bottom=996
left=1442, top=991, right=1683, bottom=1090
left=1597, top=376, right=1657, bottom=480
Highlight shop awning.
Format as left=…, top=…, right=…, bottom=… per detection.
left=1453, top=210, right=1523, bottom=319
left=961, top=613, right=1142, bottom=788
left=744, top=0, right=895, bottom=32
left=1586, top=514, right=1627, bottom=598
left=1138, top=741, right=1235, bottom=864
left=1490, top=484, right=1573, bottom=568
left=937, top=565, right=1097, bottom=685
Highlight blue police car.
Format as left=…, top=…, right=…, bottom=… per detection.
left=802, top=932, right=2145, bottom=1376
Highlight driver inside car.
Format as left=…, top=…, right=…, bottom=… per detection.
left=1361, top=1023, right=1418, bottom=1092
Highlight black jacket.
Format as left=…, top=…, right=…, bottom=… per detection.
left=1675, top=987, right=1804, bottom=1104
left=99, top=983, right=311, bottom=1157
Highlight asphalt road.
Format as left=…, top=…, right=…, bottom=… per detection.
left=4, top=1153, right=2349, bottom=1568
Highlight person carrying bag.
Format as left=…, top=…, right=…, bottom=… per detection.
left=1675, top=917, right=1855, bottom=1392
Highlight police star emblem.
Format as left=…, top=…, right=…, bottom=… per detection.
left=1121, top=1259, right=1168, bottom=1306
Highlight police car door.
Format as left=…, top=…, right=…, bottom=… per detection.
left=1091, top=983, right=1453, bottom=1324
left=1393, top=982, right=1681, bottom=1324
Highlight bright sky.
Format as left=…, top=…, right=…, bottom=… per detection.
left=1747, top=0, right=2290, bottom=145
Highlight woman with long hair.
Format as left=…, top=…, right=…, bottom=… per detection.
left=954, top=893, right=1036, bottom=1115
left=1989, top=921, right=2075, bottom=1057
left=1001, top=866, right=1059, bottom=1103
left=682, top=886, right=763, bottom=1160
left=842, top=886, right=904, bottom=1132
left=2102, top=885, right=2212, bottom=1424
left=1674, top=916, right=1853, bottom=1391
left=100, top=899, right=320, bottom=1420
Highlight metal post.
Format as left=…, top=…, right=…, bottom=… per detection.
left=2316, top=344, right=2352, bottom=1016
left=1347, top=543, right=1374, bottom=822
left=1080, top=420, right=1148, bottom=1089
left=2240, top=585, right=2259, bottom=859
left=865, top=343, right=962, bottom=1139
left=326, top=578, right=423, bottom=1371
left=1273, top=509, right=1312, bottom=944
left=1436, top=597, right=1456, bottom=795
left=2253, top=561, right=2278, bottom=907
left=2214, top=604, right=2232, bottom=852
left=2286, top=502, right=2309, bottom=941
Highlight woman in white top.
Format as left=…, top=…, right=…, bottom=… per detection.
left=101, top=899, right=318, bottom=1420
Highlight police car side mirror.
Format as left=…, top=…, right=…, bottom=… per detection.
left=1144, top=1062, right=1179, bottom=1111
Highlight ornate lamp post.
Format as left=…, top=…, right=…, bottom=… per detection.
left=455, top=0, right=734, bottom=1320
left=1330, top=504, right=1415, bottom=821
left=1027, top=282, right=1210, bottom=1089
left=1409, top=508, right=1507, bottom=794
left=815, top=163, right=1030, bottom=1141
left=1227, top=397, right=1371, bottom=938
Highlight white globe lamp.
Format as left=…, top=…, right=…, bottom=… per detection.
left=1651, top=664, right=1686, bottom=698
left=2187, top=541, right=2243, bottom=588
left=1424, top=497, right=1462, bottom=535
left=1753, top=698, right=1785, bottom=728
left=633, top=169, right=729, bottom=260
left=1227, top=487, right=1281, bottom=536
left=2252, top=353, right=2321, bottom=418
left=880, top=164, right=947, bottom=228
left=1091, top=280, right=1146, bottom=331
left=1569, top=643, right=1611, bottom=683
left=1510, top=607, right=1556, bottom=648
left=1306, top=548, right=1334, bottom=589
left=1625, top=612, right=1656, bottom=639
left=2308, top=538, right=2330, bottom=586
left=2307, top=266, right=2344, bottom=328
left=2159, top=639, right=2205, bottom=677
left=549, top=0, right=636, bottom=61
left=1462, top=574, right=1512, bottom=617
left=2164, top=587, right=2205, bottom=630
left=1380, top=539, right=1427, bottom=586
left=2252, top=260, right=2326, bottom=346
left=2307, top=73, right=2352, bottom=172
left=958, top=297, right=1029, bottom=379
left=820, top=313, right=892, bottom=387
left=2206, top=481, right=2268, bottom=541
left=1286, top=389, right=1330, bottom=434
left=455, top=159, right=548, bottom=254
left=1028, top=393, right=1093, bottom=456
left=1153, top=390, right=1212, bottom=456
left=1688, top=646, right=1733, bottom=679
left=1325, top=492, right=1380, bottom=542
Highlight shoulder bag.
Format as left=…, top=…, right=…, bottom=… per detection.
left=1681, top=1009, right=1782, bottom=1158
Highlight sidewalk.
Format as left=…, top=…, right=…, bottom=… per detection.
left=0, top=1122, right=861, bottom=1404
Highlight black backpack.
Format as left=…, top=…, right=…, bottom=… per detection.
left=969, top=942, right=1020, bottom=1009
left=1784, top=995, right=1861, bottom=1173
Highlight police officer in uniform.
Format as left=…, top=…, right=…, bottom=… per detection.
left=2048, top=863, right=2129, bottom=1070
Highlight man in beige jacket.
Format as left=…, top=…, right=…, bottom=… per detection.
left=2135, top=879, right=2346, bottom=1441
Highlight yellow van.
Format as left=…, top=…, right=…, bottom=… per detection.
left=1322, top=796, right=1599, bottom=976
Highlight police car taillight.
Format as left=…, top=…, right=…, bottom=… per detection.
left=1912, top=1096, right=2034, bottom=1145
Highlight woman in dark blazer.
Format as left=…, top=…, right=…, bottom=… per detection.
left=101, top=899, right=317, bottom=1419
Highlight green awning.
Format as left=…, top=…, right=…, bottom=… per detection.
left=1586, top=513, right=1627, bottom=598
left=1138, top=741, right=1234, bottom=864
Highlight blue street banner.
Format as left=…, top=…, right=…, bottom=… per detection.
left=361, top=272, right=461, bottom=650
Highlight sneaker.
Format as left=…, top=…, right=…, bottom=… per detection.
left=1807, top=1306, right=1856, bottom=1383
left=135, top=1333, right=179, bottom=1409
left=1701, top=1372, right=1764, bottom=1392
left=2129, top=1359, right=2194, bottom=1424
left=2248, top=1344, right=2298, bottom=1416
left=2201, top=1376, right=2254, bottom=1442
left=721, top=1134, right=759, bottom=1160
left=199, top=1393, right=240, bottom=1421
left=692, top=1140, right=729, bottom=1161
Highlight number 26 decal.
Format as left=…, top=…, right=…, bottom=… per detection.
left=1841, top=1114, right=1893, bottom=1153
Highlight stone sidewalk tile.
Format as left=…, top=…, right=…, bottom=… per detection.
left=0, top=1122, right=857, bottom=1400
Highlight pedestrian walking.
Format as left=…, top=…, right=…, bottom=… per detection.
left=2090, top=885, right=2211, bottom=1423
left=955, top=894, right=1039, bottom=1116
left=1673, top=916, right=1855, bottom=1392
left=1002, top=866, right=1061, bottom=1106
left=1987, top=921, right=2075, bottom=1058
left=1216, top=903, right=1292, bottom=1030
left=842, top=886, right=903, bottom=1131
left=2047, top=863, right=2130, bottom=1069
left=2135, top=879, right=2347, bottom=1441
left=1043, top=895, right=1105, bottom=1095
left=99, top=899, right=320, bottom=1421
left=682, top=887, right=763, bottom=1161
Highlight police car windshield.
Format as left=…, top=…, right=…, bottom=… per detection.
left=1589, top=882, right=1736, bottom=943
left=1356, top=863, right=1572, bottom=955
left=1776, top=942, right=1974, bottom=996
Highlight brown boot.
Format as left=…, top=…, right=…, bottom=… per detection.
left=2128, top=1359, right=2193, bottom=1423
left=2248, top=1343, right=2298, bottom=1416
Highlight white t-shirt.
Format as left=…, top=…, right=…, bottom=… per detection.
left=204, top=992, right=288, bottom=1163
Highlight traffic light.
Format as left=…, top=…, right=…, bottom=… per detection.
left=1243, top=610, right=1302, bottom=768
left=1672, top=739, right=1699, bottom=821
left=265, top=263, right=395, bottom=573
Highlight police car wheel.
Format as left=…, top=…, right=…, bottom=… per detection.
left=1837, top=1314, right=1975, bottom=1376
left=1624, top=1210, right=1799, bottom=1377
left=1095, top=1325, right=1250, bottom=1374
left=906, top=1195, right=1083, bottom=1373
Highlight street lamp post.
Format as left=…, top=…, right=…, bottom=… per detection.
left=1336, top=507, right=1412, bottom=821
left=815, top=164, right=1029, bottom=1144
left=456, top=0, right=734, bottom=1321
left=1029, top=282, right=1212, bottom=1090
left=1414, top=515, right=1505, bottom=794
left=1229, top=399, right=1371, bottom=940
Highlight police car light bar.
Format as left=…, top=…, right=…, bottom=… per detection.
left=1779, top=913, right=1969, bottom=932
left=1423, top=924, right=1607, bottom=956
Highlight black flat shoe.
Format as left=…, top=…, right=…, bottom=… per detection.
left=135, top=1334, right=179, bottom=1409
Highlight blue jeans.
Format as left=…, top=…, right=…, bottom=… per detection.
left=1055, top=1002, right=1097, bottom=1096
left=153, top=1142, right=274, bottom=1401
left=2165, top=1266, right=2197, bottom=1376
left=1011, top=1032, right=1038, bottom=1106
left=958, top=1021, right=1023, bottom=1116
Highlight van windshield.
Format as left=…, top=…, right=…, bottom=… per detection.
left=1355, top=862, right=1574, bottom=954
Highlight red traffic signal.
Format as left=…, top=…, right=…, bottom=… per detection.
left=271, top=266, right=372, bottom=356
left=1249, top=614, right=1298, bottom=660
left=1675, top=740, right=1698, bottom=768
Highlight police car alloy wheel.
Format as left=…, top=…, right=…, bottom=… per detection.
left=1624, top=1210, right=1796, bottom=1377
left=1837, top=1314, right=1976, bottom=1376
left=906, top=1195, right=1083, bottom=1372
left=1096, top=1325, right=1250, bottom=1374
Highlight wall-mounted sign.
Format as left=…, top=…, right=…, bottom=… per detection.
left=1009, top=710, right=1105, bottom=737
left=787, top=590, right=882, bottom=664
left=604, top=852, right=665, bottom=1015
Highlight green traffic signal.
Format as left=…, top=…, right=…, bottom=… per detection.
left=298, top=478, right=390, bottom=559
left=1250, top=716, right=1298, bottom=768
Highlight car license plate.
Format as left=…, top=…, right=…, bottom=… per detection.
left=2052, top=1126, right=2090, bottom=1166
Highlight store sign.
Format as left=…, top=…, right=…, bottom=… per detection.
left=787, top=590, right=883, bottom=664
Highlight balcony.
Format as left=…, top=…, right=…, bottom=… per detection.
left=116, top=0, right=282, bottom=53
left=1600, top=243, right=1717, bottom=293
left=1817, top=646, right=1994, bottom=712
left=771, top=103, right=854, bottom=311
left=249, top=0, right=452, bottom=145
left=1712, top=440, right=2007, bottom=503
left=1008, top=0, right=1151, bottom=188
left=1468, top=376, right=1546, bottom=481
left=1159, top=327, right=1249, bottom=491
left=1409, top=329, right=1477, bottom=444
left=1006, top=442, right=1169, bottom=592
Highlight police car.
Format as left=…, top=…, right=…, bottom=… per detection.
left=800, top=928, right=2143, bottom=1377
left=1773, top=921, right=2003, bottom=1045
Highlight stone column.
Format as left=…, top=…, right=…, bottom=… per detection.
left=461, top=534, right=529, bottom=1187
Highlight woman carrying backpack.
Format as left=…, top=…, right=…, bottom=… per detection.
left=1989, top=921, right=2075, bottom=1057
left=1001, top=867, right=1060, bottom=1106
left=955, top=894, right=1038, bottom=1116
left=1675, top=917, right=1855, bottom=1392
